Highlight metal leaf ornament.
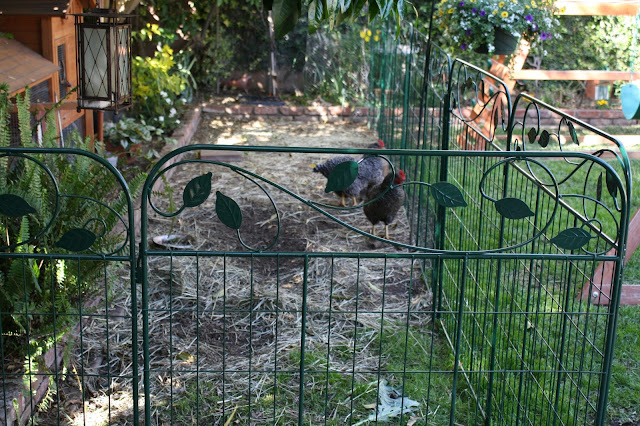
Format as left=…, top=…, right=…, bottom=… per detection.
left=56, top=228, right=97, bottom=252
left=183, top=172, right=212, bottom=208
left=606, top=170, right=618, bottom=199
left=324, top=161, right=358, bottom=193
left=430, top=182, right=467, bottom=208
left=567, top=121, right=579, bottom=145
left=0, top=194, right=37, bottom=217
left=550, top=228, right=594, bottom=251
left=527, top=127, right=537, bottom=144
left=495, top=197, right=534, bottom=219
left=538, top=130, right=550, bottom=148
left=216, top=191, right=243, bottom=230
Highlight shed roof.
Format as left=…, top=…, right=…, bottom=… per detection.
left=0, top=0, right=71, bottom=16
left=0, top=38, right=59, bottom=94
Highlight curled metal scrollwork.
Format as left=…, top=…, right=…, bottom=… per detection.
left=143, top=147, right=625, bottom=256
left=449, top=59, right=511, bottom=148
left=0, top=151, right=132, bottom=256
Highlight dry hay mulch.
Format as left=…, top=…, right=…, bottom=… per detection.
left=53, top=117, right=434, bottom=425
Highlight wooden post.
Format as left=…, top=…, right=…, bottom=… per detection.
left=97, top=111, right=104, bottom=143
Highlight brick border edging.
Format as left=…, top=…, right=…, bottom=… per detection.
left=202, top=103, right=371, bottom=123
left=201, top=103, right=639, bottom=128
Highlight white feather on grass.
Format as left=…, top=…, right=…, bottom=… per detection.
left=353, top=379, right=420, bottom=425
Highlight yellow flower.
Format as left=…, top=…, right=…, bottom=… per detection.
left=492, top=9, right=498, bottom=14
left=359, top=30, right=366, bottom=38
left=499, top=1, right=504, bottom=6
left=470, top=0, right=475, bottom=2
left=501, top=11, right=508, bottom=17
left=374, top=35, right=380, bottom=41
left=525, top=4, right=530, bottom=8
left=531, top=0, right=537, bottom=6
left=560, top=6, right=566, bottom=12
left=376, top=29, right=381, bottom=34
left=448, top=7, right=454, bottom=13
left=367, top=29, right=372, bottom=36
left=439, top=9, right=444, bottom=15
left=365, top=36, right=370, bottom=42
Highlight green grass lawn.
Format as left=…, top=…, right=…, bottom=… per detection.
left=607, top=305, right=640, bottom=424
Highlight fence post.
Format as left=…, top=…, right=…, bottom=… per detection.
left=298, top=255, right=310, bottom=423
left=596, top=194, right=630, bottom=425
left=399, top=25, right=414, bottom=168
left=449, top=255, right=469, bottom=425
left=376, top=29, right=389, bottom=140
left=140, top=178, right=152, bottom=425
left=435, top=59, right=453, bottom=316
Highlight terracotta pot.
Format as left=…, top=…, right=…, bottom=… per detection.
left=104, top=140, right=125, bottom=154
left=475, top=27, right=519, bottom=55
left=125, top=143, right=142, bottom=165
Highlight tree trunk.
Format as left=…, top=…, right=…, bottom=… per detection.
left=267, top=10, right=278, bottom=97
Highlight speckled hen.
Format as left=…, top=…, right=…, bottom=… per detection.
left=363, top=170, right=406, bottom=239
left=313, top=140, right=386, bottom=206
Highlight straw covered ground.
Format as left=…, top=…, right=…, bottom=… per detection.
left=46, top=117, right=434, bottom=425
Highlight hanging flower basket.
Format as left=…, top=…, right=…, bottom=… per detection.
left=474, top=27, right=519, bottom=55
left=434, top=0, right=559, bottom=55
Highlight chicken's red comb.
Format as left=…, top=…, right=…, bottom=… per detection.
left=395, top=170, right=406, bottom=184
left=376, top=139, right=385, bottom=147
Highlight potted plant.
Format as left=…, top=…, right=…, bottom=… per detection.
left=434, top=0, right=559, bottom=54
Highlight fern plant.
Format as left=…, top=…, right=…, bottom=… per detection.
left=0, top=83, right=145, bottom=355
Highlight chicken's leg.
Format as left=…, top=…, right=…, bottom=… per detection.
left=371, top=224, right=376, bottom=236
left=340, top=193, right=346, bottom=207
left=351, top=196, right=357, bottom=206
left=384, top=225, right=389, bottom=239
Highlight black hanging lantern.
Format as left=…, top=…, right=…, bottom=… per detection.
left=74, top=9, right=133, bottom=113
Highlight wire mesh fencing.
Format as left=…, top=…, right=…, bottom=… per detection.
left=0, top=24, right=632, bottom=426
left=0, top=146, right=140, bottom=425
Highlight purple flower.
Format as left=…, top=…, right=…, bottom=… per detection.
left=461, top=43, right=468, bottom=50
left=459, top=1, right=465, bottom=6
left=540, top=32, right=551, bottom=40
left=479, top=9, right=486, bottom=16
left=465, top=29, right=472, bottom=36
left=525, top=14, right=533, bottom=21
left=471, top=7, right=477, bottom=13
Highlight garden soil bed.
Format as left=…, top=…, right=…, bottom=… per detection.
left=39, top=116, right=432, bottom=424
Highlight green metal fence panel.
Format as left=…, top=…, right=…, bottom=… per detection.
left=372, top=31, right=630, bottom=425
left=138, top=138, right=629, bottom=425
left=0, top=148, right=139, bottom=424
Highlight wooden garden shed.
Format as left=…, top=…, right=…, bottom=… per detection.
left=0, top=0, right=98, bottom=142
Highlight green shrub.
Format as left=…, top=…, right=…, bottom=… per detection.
left=131, top=24, right=195, bottom=134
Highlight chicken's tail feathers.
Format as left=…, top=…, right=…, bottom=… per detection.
left=313, top=163, right=330, bottom=177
